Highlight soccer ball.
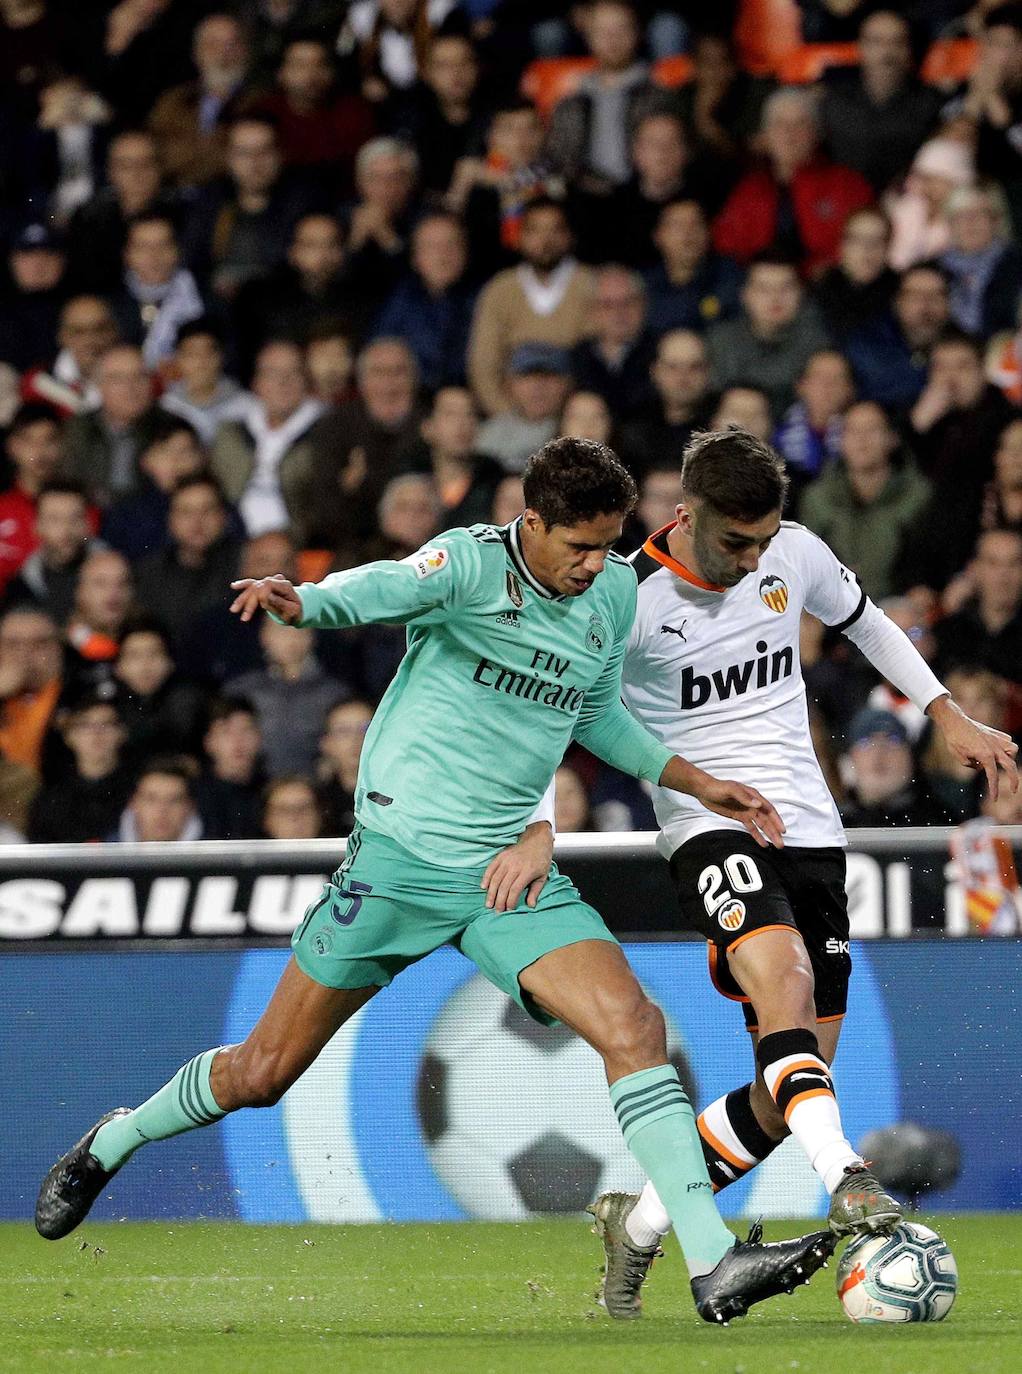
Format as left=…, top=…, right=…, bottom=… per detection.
left=417, top=973, right=695, bottom=1219
left=836, top=1221, right=958, bottom=1323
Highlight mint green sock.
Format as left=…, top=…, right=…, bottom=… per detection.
left=610, top=1065, right=735, bottom=1277
left=90, top=1048, right=226, bottom=1171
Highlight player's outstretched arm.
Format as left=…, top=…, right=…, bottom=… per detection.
left=927, top=694, right=1019, bottom=799
left=229, top=574, right=303, bottom=623
left=659, top=755, right=786, bottom=849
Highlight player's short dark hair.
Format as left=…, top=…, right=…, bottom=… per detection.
left=523, top=437, right=637, bottom=528
left=140, top=412, right=202, bottom=452
left=681, top=428, right=789, bottom=521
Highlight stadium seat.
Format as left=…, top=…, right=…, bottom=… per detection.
left=734, top=0, right=803, bottom=76
left=520, top=57, right=596, bottom=120
left=921, top=38, right=978, bottom=88
left=651, top=54, right=694, bottom=89
left=777, top=42, right=860, bottom=85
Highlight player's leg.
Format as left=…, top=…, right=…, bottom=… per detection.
left=36, top=958, right=377, bottom=1239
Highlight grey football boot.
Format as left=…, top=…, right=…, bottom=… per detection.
left=586, top=1192, right=663, bottom=1319
left=827, top=1163, right=903, bottom=1236
left=36, top=1109, right=131, bottom=1240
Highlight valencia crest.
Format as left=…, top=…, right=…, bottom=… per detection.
left=759, top=574, right=789, bottom=613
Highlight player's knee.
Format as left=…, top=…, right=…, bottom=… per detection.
left=601, top=993, right=667, bottom=1067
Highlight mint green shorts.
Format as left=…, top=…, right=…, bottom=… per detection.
left=291, top=823, right=617, bottom=1024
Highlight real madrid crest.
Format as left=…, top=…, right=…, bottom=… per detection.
left=759, top=574, right=789, bottom=614
left=586, top=613, right=606, bottom=652
left=506, top=570, right=524, bottom=608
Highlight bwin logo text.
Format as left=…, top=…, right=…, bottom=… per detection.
left=680, top=639, right=794, bottom=709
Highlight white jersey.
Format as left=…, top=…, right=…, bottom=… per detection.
left=623, top=521, right=866, bottom=856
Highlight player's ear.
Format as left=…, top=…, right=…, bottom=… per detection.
left=522, top=508, right=544, bottom=535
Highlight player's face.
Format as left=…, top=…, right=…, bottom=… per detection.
left=688, top=502, right=782, bottom=587
left=522, top=509, right=625, bottom=597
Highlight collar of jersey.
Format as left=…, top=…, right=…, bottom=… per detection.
left=503, top=517, right=566, bottom=601
left=643, top=523, right=727, bottom=592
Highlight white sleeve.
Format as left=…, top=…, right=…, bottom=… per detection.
left=842, top=599, right=948, bottom=713
left=795, top=525, right=869, bottom=630
left=527, top=776, right=557, bottom=834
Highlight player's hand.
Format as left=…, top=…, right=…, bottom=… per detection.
left=696, top=776, right=787, bottom=848
left=929, top=696, right=1019, bottom=799
left=481, top=822, right=554, bottom=912
left=229, top=574, right=303, bottom=624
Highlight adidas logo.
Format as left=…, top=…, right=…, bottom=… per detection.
left=496, top=611, right=520, bottom=627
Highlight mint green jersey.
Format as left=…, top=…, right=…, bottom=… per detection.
left=291, top=519, right=673, bottom=866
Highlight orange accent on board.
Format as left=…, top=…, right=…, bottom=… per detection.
left=642, top=524, right=727, bottom=592
left=697, top=1115, right=752, bottom=1174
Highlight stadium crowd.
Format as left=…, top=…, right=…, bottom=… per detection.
left=1, top=0, right=1022, bottom=844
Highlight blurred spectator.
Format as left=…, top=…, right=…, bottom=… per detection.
left=554, top=762, right=595, bottom=831
left=64, top=344, right=161, bottom=501
left=0, top=404, right=66, bottom=595
left=886, top=137, right=975, bottom=272
left=710, top=384, right=773, bottom=441
left=21, top=295, right=118, bottom=417
left=234, top=213, right=373, bottom=378
left=251, top=36, right=375, bottom=189
left=940, top=182, right=1022, bottom=339
left=316, top=696, right=373, bottom=836
left=107, top=213, right=206, bottom=371
left=27, top=693, right=132, bottom=843
left=949, top=3, right=1022, bottom=231
left=908, top=328, right=1014, bottom=500
left=845, top=263, right=951, bottom=409
left=338, top=0, right=466, bottom=109
left=102, top=416, right=206, bottom=563
left=934, top=527, right=1022, bottom=685
left=569, top=265, right=653, bottom=418
left=305, top=322, right=356, bottom=407
left=373, top=211, right=477, bottom=389
left=468, top=197, right=594, bottom=416
left=812, top=207, right=898, bottom=342
left=344, top=137, right=420, bottom=301
left=360, top=471, right=443, bottom=561
left=397, top=32, right=488, bottom=195
left=134, top=475, right=243, bottom=648
left=261, top=773, right=322, bottom=839
left=595, top=113, right=719, bottom=265
left=238, top=0, right=348, bottom=85
left=147, top=12, right=251, bottom=189
left=633, top=464, right=681, bottom=540
left=195, top=694, right=265, bottom=840
left=642, top=199, right=744, bottom=336
left=160, top=318, right=246, bottom=445
left=670, top=31, right=771, bottom=165
left=211, top=340, right=325, bottom=544
left=183, top=114, right=319, bottom=300
left=5, top=480, right=99, bottom=626
left=621, top=328, right=713, bottom=474
left=819, top=10, right=942, bottom=194
left=0, top=605, right=62, bottom=776
left=799, top=400, right=932, bottom=601
left=67, top=130, right=174, bottom=294
left=111, top=756, right=203, bottom=843
left=0, top=222, right=68, bottom=372
left=311, top=337, right=424, bottom=549
left=863, top=594, right=939, bottom=741
left=490, top=473, right=525, bottom=527
left=712, top=87, right=873, bottom=277
left=921, top=665, right=1008, bottom=820
left=415, top=386, right=502, bottom=528
left=178, top=528, right=298, bottom=686
left=64, top=549, right=134, bottom=690
left=707, top=256, right=831, bottom=418
left=773, top=350, right=854, bottom=494
left=476, top=343, right=571, bottom=472
left=560, top=389, right=614, bottom=443
left=228, top=617, right=349, bottom=776
left=838, top=707, right=950, bottom=827
left=113, top=619, right=205, bottom=760
left=545, top=0, right=666, bottom=193
left=97, top=0, right=205, bottom=128
left=981, top=415, right=1022, bottom=532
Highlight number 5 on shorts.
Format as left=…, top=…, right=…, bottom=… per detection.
left=331, top=880, right=373, bottom=927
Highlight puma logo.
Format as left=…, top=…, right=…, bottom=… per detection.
left=660, top=621, right=687, bottom=641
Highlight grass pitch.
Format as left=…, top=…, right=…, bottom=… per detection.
left=0, top=1215, right=1017, bottom=1374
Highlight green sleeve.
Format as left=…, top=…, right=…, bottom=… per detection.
left=573, top=573, right=674, bottom=784
left=284, top=532, right=482, bottom=630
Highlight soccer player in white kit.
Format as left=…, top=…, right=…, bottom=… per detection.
left=588, top=427, right=1019, bottom=1319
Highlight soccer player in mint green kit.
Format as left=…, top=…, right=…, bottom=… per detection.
left=36, top=439, right=833, bottom=1323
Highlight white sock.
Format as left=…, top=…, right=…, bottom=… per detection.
left=625, top=1180, right=671, bottom=1247
left=761, top=1049, right=861, bottom=1194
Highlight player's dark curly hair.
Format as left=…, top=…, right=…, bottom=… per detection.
left=523, top=438, right=638, bottom=528
left=681, top=427, right=789, bottom=521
